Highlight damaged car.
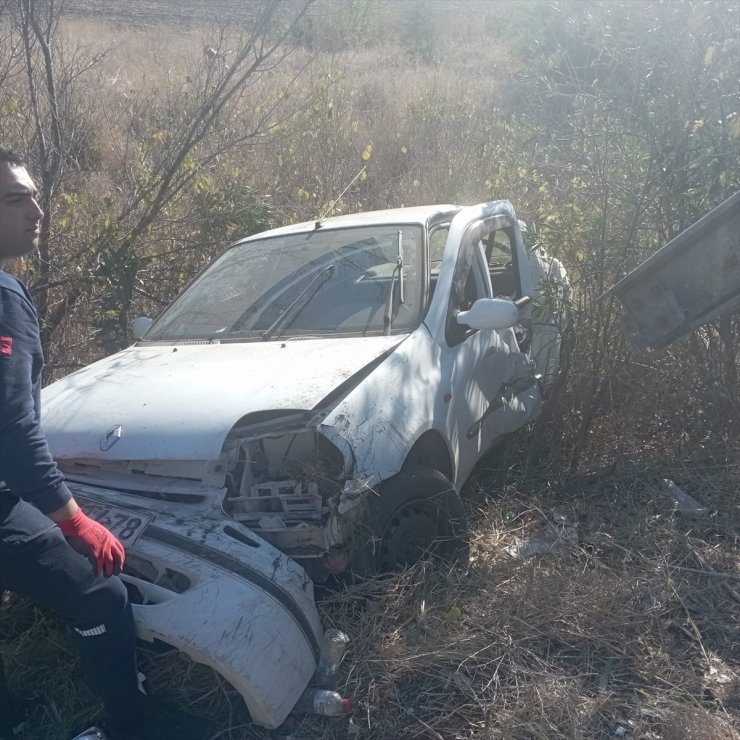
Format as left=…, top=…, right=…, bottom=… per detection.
left=41, top=200, right=568, bottom=727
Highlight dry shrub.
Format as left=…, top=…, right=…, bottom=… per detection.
left=305, top=459, right=739, bottom=739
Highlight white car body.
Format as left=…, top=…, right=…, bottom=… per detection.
left=42, top=201, right=567, bottom=727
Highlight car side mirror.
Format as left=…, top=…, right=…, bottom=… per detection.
left=131, top=316, right=154, bottom=339
left=456, top=298, right=520, bottom=330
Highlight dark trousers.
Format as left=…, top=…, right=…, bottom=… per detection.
left=0, top=495, right=147, bottom=731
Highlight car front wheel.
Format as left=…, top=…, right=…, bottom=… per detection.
left=353, top=465, right=469, bottom=575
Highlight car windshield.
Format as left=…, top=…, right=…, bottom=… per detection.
left=145, top=224, right=425, bottom=341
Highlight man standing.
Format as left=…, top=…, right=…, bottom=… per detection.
left=0, top=148, right=209, bottom=739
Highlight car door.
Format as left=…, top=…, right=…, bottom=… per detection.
left=426, top=204, right=541, bottom=486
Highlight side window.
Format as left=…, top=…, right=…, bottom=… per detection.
left=428, top=226, right=450, bottom=306
left=446, top=236, right=491, bottom=346
left=484, top=228, right=521, bottom=299
left=460, top=241, right=489, bottom=308
left=429, top=227, right=449, bottom=270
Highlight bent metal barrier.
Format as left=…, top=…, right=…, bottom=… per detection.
left=608, top=190, right=740, bottom=349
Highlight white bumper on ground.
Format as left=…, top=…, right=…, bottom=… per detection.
left=65, top=482, right=323, bottom=729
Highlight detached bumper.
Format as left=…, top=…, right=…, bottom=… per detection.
left=65, top=482, right=323, bottom=729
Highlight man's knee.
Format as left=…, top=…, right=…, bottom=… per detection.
left=0, top=528, right=130, bottom=630
left=73, top=570, right=130, bottom=631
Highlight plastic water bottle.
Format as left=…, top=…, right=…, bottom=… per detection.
left=659, top=479, right=708, bottom=517
left=315, top=629, right=350, bottom=687
left=71, top=729, right=107, bottom=740
left=294, top=687, right=352, bottom=716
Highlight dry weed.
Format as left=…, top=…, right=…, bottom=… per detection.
left=3, top=441, right=737, bottom=738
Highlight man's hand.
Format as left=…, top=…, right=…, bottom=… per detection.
left=55, top=507, right=125, bottom=577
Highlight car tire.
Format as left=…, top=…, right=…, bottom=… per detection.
left=353, top=465, right=469, bottom=575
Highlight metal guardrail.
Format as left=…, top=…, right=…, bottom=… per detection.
left=608, top=190, right=740, bottom=349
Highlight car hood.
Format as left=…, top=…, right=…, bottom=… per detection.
left=42, top=336, right=403, bottom=462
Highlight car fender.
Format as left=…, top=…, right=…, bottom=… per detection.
left=322, top=328, right=448, bottom=486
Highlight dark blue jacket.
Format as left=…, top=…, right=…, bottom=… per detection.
left=0, top=270, right=71, bottom=514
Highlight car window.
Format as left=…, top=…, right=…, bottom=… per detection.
left=428, top=225, right=450, bottom=306
left=446, top=231, right=492, bottom=346
left=487, top=230, right=511, bottom=266
left=484, top=228, right=521, bottom=299
left=459, top=242, right=490, bottom=307
left=146, top=225, right=425, bottom=341
left=429, top=227, right=449, bottom=272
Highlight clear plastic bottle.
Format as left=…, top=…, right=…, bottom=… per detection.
left=315, top=629, right=350, bottom=687
left=294, top=687, right=352, bottom=717
left=660, top=479, right=708, bottom=517
left=71, top=729, right=107, bottom=740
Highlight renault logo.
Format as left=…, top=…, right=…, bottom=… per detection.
left=100, top=425, right=123, bottom=451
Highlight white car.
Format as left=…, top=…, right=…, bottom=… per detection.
left=42, top=200, right=567, bottom=727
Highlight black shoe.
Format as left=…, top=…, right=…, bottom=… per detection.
left=107, top=699, right=212, bottom=740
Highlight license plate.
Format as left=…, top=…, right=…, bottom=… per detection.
left=75, top=496, right=153, bottom=547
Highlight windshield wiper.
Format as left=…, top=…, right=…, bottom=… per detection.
left=383, top=230, right=405, bottom=335
left=261, top=264, right=335, bottom=341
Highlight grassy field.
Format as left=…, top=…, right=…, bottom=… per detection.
left=65, top=0, right=260, bottom=28
left=1, top=0, right=738, bottom=738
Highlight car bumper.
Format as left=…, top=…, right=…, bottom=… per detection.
left=64, top=481, right=323, bottom=729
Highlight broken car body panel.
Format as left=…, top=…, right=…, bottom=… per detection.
left=42, top=335, right=403, bottom=461
left=609, top=190, right=740, bottom=349
left=65, top=481, right=322, bottom=729
left=41, top=201, right=568, bottom=727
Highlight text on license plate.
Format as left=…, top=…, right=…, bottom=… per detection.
left=75, top=497, right=153, bottom=547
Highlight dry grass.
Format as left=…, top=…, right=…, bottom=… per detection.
left=3, top=432, right=738, bottom=739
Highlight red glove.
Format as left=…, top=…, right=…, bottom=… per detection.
left=57, top=509, right=126, bottom=577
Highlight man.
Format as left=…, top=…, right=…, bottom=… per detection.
left=0, top=148, right=210, bottom=739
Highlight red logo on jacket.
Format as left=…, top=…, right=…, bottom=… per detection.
left=0, top=336, right=12, bottom=357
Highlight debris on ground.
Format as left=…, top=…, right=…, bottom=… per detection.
left=505, top=509, right=579, bottom=558
left=657, top=478, right=709, bottom=517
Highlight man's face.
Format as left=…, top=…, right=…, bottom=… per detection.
left=0, top=162, right=44, bottom=264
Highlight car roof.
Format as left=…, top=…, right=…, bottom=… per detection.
left=237, top=204, right=462, bottom=243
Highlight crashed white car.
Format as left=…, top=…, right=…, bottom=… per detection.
left=42, top=200, right=567, bottom=727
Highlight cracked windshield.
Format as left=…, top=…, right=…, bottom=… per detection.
left=146, top=225, right=424, bottom=341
